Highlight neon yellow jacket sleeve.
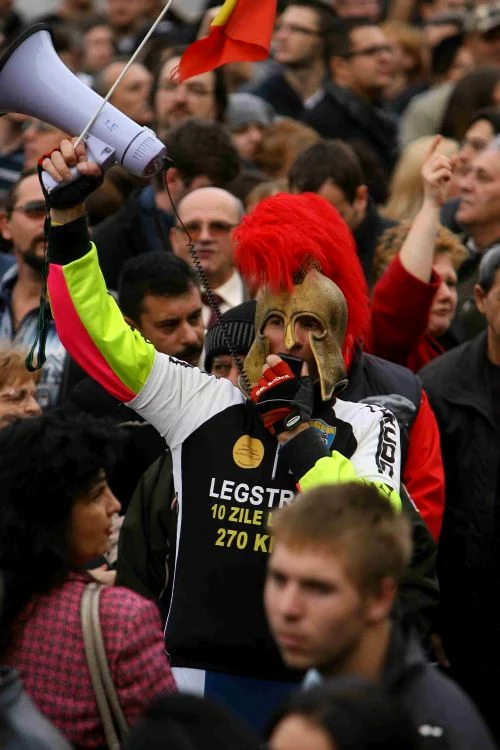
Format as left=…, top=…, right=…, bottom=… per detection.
left=299, top=452, right=402, bottom=511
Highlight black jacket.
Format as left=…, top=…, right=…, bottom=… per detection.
left=354, top=201, right=396, bottom=286
left=91, top=188, right=173, bottom=290
left=419, top=333, right=500, bottom=669
left=383, top=624, right=496, bottom=749
left=302, top=83, right=399, bottom=179
left=251, top=71, right=305, bottom=120
left=310, top=622, right=496, bottom=749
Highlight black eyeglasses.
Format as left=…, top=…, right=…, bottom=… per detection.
left=343, top=44, right=393, bottom=58
left=10, top=200, right=47, bottom=219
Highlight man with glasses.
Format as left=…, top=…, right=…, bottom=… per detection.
left=252, top=0, right=338, bottom=120
left=0, top=169, right=66, bottom=407
left=21, top=119, right=69, bottom=170
left=170, top=186, right=246, bottom=328
left=303, top=17, right=398, bottom=179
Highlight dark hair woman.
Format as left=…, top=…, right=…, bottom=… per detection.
left=267, top=677, right=419, bottom=750
left=0, top=410, right=176, bottom=749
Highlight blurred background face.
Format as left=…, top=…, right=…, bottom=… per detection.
left=154, top=57, right=217, bottom=129
left=339, top=26, right=393, bottom=97
left=455, top=118, right=495, bottom=178
left=470, top=26, right=500, bottom=66
left=0, top=376, right=40, bottom=429
left=457, top=149, right=500, bottom=228
left=270, top=715, right=333, bottom=750
left=273, top=6, right=323, bottom=67
left=21, top=119, right=69, bottom=169
left=106, top=62, right=153, bottom=125
left=427, top=254, right=458, bottom=337
left=231, top=122, right=266, bottom=161
left=105, top=0, right=143, bottom=31
left=1, top=174, right=47, bottom=271
left=81, top=25, right=115, bottom=74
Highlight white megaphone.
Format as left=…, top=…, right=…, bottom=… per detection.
left=0, top=24, right=167, bottom=193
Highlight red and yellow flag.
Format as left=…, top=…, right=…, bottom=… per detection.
left=178, top=0, right=277, bottom=82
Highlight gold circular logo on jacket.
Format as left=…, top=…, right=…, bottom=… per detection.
left=233, top=435, right=265, bottom=469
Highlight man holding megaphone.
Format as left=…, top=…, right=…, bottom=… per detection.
left=41, top=136, right=406, bottom=731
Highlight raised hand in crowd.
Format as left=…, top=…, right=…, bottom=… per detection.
left=398, top=134, right=454, bottom=284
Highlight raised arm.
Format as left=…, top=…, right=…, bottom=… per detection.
left=371, top=136, right=453, bottom=364
left=398, top=135, right=453, bottom=283
left=44, top=140, right=156, bottom=403
left=44, top=140, right=242, bottom=445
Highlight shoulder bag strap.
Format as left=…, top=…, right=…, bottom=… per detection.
left=89, top=583, right=129, bottom=740
left=80, top=582, right=127, bottom=749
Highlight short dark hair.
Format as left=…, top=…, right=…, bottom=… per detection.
left=327, top=17, right=377, bottom=58
left=284, top=0, right=339, bottom=62
left=4, top=167, right=39, bottom=217
left=0, top=411, right=121, bottom=653
left=165, top=119, right=241, bottom=187
left=118, top=251, right=199, bottom=322
left=478, top=246, right=500, bottom=293
left=288, top=140, right=364, bottom=202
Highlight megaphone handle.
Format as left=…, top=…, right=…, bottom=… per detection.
left=42, top=165, right=82, bottom=194
left=41, top=134, right=117, bottom=194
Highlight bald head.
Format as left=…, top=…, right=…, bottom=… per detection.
left=178, top=187, right=243, bottom=223
left=171, top=187, right=244, bottom=289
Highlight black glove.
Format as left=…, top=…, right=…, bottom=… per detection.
left=38, top=151, right=104, bottom=210
left=250, top=360, right=314, bottom=436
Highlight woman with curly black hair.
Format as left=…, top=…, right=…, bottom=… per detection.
left=0, top=410, right=176, bottom=749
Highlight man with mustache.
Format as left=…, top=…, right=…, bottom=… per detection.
left=117, top=251, right=204, bottom=366
left=0, top=168, right=66, bottom=407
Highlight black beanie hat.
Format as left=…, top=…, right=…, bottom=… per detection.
left=204, top=299, right=256, bottom=373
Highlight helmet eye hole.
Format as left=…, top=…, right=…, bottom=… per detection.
left=295, top=314, right=325, bottom=337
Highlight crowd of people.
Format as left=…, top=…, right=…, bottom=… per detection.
left=1, top=0, right=500, bottom=748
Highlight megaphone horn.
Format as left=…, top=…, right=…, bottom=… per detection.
left=0, top=24, right=167, bottom=192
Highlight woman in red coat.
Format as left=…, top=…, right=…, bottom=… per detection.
left=371, top=136, right=467, bottom=373
left=0, top=411, right=176, bottom=749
